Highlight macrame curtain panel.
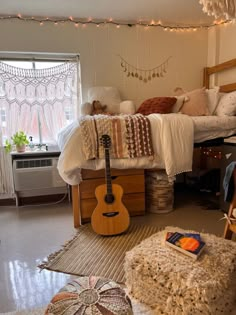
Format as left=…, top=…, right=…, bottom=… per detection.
left=0, top=61, right=78, bottom=144
left=199, top=0, right=236, bottom=18
left=0, top=60, right=79, bottom=197
left=0, top=147, right=14, bottom=198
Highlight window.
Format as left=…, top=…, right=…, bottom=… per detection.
left=0, top=55, right=80, bottom=146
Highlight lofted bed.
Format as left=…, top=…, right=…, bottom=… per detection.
left=57, top=58, right=236, bottom=228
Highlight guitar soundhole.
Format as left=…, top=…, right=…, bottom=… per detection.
left=105, top=194, right=115, bottom=204
left=103, top=212, right=119, bottom=217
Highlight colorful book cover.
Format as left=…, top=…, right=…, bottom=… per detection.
left=165, top=232, right=205, bottom=259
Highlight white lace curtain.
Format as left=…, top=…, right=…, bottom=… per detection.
left=0, top=59, right=80, bottom=198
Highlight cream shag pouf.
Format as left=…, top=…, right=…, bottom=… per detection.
left=124, top=226, right=236, bottom=315
left=45, top=276, right=133, bottom=315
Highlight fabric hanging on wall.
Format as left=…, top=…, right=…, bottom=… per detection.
left=0, top=59, right=80, bottom=197
left=0, top=61, right=79, bottom=145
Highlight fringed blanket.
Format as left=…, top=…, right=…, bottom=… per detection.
left=80, top=114, right=154, bottom=159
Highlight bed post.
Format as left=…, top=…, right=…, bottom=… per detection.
left=72, top=185, right=81, bottom=228
left=203, top=67, right=210, bottom=89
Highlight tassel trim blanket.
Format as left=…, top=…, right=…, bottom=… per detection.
left=80, top=114, right=154, bottom=159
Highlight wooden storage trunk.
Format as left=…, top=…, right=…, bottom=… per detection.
left=72, top=168, right=145, bottom=226
left=145, top=170, right=174, bottom=214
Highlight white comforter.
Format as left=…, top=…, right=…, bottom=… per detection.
left=57, top=113, right=194, bottom=185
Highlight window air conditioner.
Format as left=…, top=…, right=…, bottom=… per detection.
left=12, top=157, right=67, bottom=197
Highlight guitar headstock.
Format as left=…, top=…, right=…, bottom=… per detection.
left=100, top=134, right=111, bottom=149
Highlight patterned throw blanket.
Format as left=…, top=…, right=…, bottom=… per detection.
left=80, top=114, right=154, bottom=160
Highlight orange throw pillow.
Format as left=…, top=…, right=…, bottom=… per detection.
left=137, top=97, right=177, bottom=115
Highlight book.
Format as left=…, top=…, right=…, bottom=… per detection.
left=165, top=231, right=205, bottom=260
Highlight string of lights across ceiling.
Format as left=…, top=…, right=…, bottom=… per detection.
left=0, top=14, right=235, bottom=32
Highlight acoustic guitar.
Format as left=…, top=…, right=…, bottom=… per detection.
left=91, top=134, right=130, bottom=236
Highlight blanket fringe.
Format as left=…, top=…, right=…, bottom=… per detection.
left=38, top=225, right=89, bottom=270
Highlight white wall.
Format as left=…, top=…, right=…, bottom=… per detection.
left=207, top=23, right=236, bottom=87
left=0, top=20, right=208, bottom=109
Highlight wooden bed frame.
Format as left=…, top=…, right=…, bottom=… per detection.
left=72, top=58, right=236, bottom=229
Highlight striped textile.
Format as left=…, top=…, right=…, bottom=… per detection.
left=80, top=114, right=154, bottom=160
left=38, top=224, right=160, bottom=283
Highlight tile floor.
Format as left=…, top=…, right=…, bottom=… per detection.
left=0, top=190, right=226, bottom=312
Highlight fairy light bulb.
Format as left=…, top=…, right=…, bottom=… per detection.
left=116, top=24, right=120, bottom=28
left=40, top=21, right=44, bottom=26
left=75, top=23, right=79, bottom=28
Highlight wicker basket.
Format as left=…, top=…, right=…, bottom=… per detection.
left=145, top=170, right=174, bottom=214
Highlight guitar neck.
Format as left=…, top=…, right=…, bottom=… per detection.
left=105, top=148, right=112, bottom=195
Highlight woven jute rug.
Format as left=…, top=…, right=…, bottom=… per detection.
left=39, top=223, right=160, bottom=283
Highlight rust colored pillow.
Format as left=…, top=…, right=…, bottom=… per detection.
left=136, top=97, right=177, bottom=115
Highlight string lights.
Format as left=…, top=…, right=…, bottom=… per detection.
left=0, top=14, right=234, bottom=32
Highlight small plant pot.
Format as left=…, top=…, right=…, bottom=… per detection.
left=16, top=144, right=26, bottom=153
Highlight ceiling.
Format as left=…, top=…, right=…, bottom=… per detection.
left=0, top=0, right=215, bottom=26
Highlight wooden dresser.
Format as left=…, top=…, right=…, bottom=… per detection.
left=72, top=168, right=145, bottom=227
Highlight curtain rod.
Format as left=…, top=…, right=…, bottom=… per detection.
left=0, top=57, right=78, bottom=62
left=0, top=52, right=79, bottom=62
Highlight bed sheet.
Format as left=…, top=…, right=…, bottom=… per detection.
left=193, top=116, right=236, bottom=143
left=57, top=114, right=236, bottom=186
left=57, top=113, right=195, bottom=185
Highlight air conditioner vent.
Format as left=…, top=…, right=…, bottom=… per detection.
left=16, top=159, right=53, bottom=169
left=13, top=156, right=67, bottom=194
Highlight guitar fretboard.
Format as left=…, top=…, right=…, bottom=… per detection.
left=105, top=148, right=112, bottom=196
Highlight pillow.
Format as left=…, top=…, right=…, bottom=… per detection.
left=120, top=100, right=136, bottom=114
left=180, top=88, right=210, bottom=116
left=88, top=86, right=122, bottom=114
left=80, top=102, right=92, bottom=115
left=171, top=96, right=186, bottom=113
left=136, top=97, right=177, bottom=115
left=206, top=86, right=220, bottom=115
left=215, top=90, right=236, bottom=116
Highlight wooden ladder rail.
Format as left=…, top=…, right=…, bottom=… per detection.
left=223, top=167, right=236, bottom=239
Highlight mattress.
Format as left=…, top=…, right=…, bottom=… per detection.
left=192, top=116, right=236, bottom=143
left=57, top=114, right=236, bottom=185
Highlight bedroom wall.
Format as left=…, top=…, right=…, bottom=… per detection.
left=0, top=20, right=208, bottom=109
left=208, top=23, right=236, bottom=86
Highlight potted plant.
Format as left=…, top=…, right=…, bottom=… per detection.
left=5, top=131, right=29, bottom=153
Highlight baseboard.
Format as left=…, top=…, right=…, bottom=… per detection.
left=0, top=194, right=69, bottom=206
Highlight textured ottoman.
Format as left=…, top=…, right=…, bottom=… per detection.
left=124, top=226, right=236, bottom=315
left=45, top=276, right=133, bottom=315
